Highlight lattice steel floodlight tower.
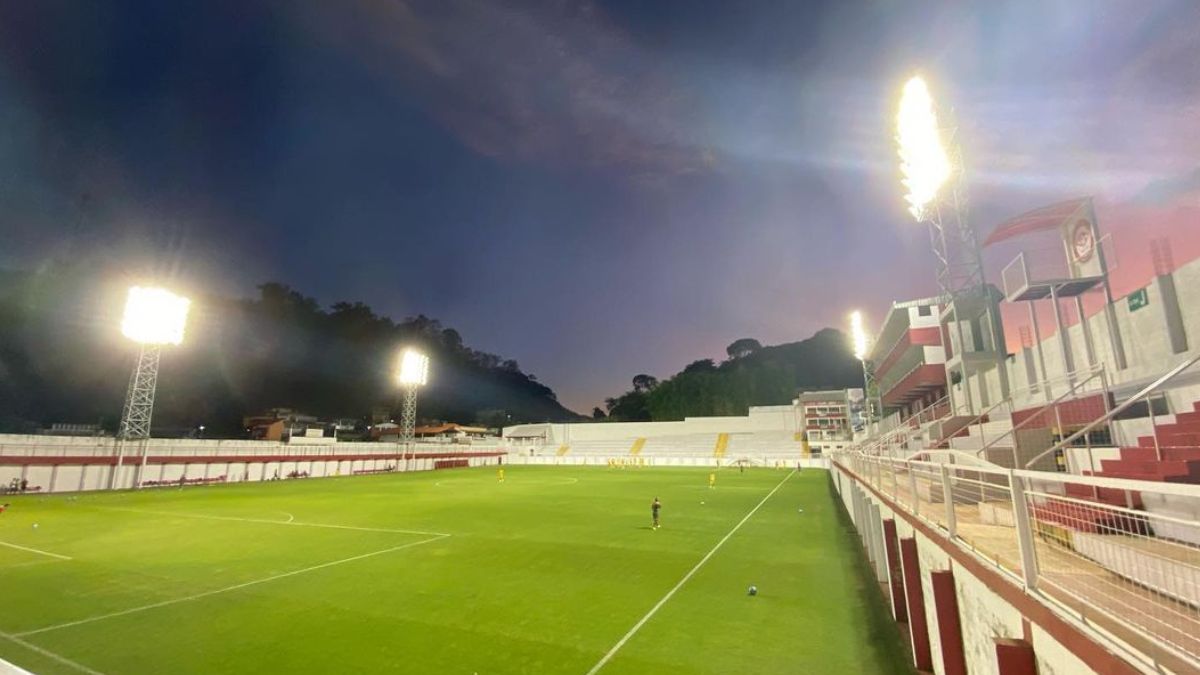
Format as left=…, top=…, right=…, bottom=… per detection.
left=396, top=348, right=430, bottom=444
left=896, top=76, right=1009, bottom=415
left=849, top=311, right=880, bottom=426
left=113, top=286, right=191, bottom=488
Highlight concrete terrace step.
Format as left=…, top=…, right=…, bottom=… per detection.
left=1096, top=470, right=1200, bottom=485
left=1138, top=432, right=1200, bottom=448
left=1033, top=498, right=1150, bottom=534
left=1065, top=482, right=1144, bottom=509
left=1120, top=447, right=1200, bottom=462
left=1099, top=458, right=1200, bottom=480
left=1153, top=421, right=1200, bottom=435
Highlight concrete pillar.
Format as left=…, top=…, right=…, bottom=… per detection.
left=899, top=537, right=933, bottom=671
left=1074, top=295, right=1097, bottom=369
left=1158, top=274, right=1190, bottom=355
left=1050, top=287, right=1075, bottom=384
left=882, top=519, right=907, bottom=623
left=994, top=638, right=1037, bottom=675
left=930, top=570, right=967, bottom=675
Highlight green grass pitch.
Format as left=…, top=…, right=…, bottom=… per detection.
left=0, top=466, right=912, bottom=674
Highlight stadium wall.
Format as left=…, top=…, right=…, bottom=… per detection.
left=0, top=435, right=505, bottom=493
left=503, top=405, right=800, bottom=444
left=831, top=461, right=1148, bottom=675
left=504, top=454, right=828, bottom=469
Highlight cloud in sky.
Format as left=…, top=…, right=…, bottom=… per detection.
left=297, top=0, right=709, bottom=177
left=0, top=0, right=1198, bottom=413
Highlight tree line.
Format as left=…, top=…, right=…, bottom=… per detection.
left=594, top=330, right=862, bottom=422
left=0, top=262, right=579, bottom=436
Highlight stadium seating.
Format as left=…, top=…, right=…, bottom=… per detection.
left=515, top=431, right=804, bottom=462
left=1088, top=400, right=1200, bottom=485
left=1036, top=398, right=1200, bottom=535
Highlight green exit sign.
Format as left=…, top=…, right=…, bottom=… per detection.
left=1128, top=287, right=1150, bottom=313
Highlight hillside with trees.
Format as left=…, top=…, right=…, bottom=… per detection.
left=599, top=329, right=862, bottom=422
left=0, top=261, right=580, bottom=436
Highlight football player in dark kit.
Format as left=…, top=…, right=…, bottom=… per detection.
left=651, top=497, right=662, bottom=530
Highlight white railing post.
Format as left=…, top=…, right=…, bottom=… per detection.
left=909, top=465, right=919, bottom=515
left=1009, top=471, right=1039, bottom=589
left=940, top=464, right=956, bottom=537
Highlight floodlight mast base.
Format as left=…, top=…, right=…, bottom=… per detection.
left=401, top=385, right=418, bottom=443
left=113, top=344, right=161, bottom=489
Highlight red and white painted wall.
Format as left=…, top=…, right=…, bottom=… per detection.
left=0, top=434, right=505, bottom=493
left=832, top=460, right=1162, bottom=675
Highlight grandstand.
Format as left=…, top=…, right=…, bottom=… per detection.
left=829, top=198, right=1200, bottom=675
left=502, top=405, right=815, bottom=467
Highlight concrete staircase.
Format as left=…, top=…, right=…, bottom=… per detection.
left=1045, top=400, right=1200, bottom=533
left=713, top=433, right=729, bottom=458
left=1088, top=401, right=1200, bottom=485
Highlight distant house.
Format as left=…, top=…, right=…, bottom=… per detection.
left=243, top=408, right=320, bottom=441
left=248, top=419, right=285, bottom=442
left=415, top=424, right=494, bottom=441
left=371, top=423, right=495, bottom=443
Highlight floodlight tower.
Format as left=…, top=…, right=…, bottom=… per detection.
left=849, top=311, right=880, bottom=426
left=396, top=348, right=430, bottom=444
left=896, top=76, right=1009, bottom=415
left=113, top=286, right=191, bottom=488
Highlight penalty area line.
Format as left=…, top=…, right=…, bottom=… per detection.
left=0, top=631, right=105, bottom=675
left=16, top=534, right=449, bottom=638
left=584, top=470, right=795, bottom=675
left=0, top=540, right=73, bottom=561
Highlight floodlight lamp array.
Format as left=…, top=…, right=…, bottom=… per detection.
left=850, top=311, right=869, bottom=362
left=397, top=349, right=430, bottom=386
left=896, top=76, right=951, bottom=221
left=120, top=286, right=191, bottom=346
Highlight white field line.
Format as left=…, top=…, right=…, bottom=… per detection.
left=0, top=540, right=73, bottom=561
left=92, top=506, right=449, bottom=537
left=279, top=511, right=295, bottom=523
left=585, top=470, right=795, bottom=675
left=0, top=631, right=105, bottom=675
left=16, top=534, right=449, bottom=638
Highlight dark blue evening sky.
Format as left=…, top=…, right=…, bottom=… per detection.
left=1, top=1, right=1197, bottom=412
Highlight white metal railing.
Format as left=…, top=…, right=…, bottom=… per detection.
left=974, top=366, right=1110, bottom=469
left=931, top=364, right=1107, bottom=449
left=1001, top=251, right=1030, bottom=301
left=1025, top=353, right=1200, bottom=469
left=834, top=451, right=1200, bottom=672
left=851, top=395, right=953, bottom=458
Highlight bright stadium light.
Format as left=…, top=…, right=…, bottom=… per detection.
left=896, top=76, right=951, bottom=221
left=892, top=74, right=1011, bottom=416
left=396, top=349, right=430, bottom=456
left=849, top=311, right=878, bottom=426
left=121, top=286, right=191, bottom=345
left=114, top=285, right=192, bottom=490
left=397, top=348, right=430, bottom=387
left=849, top=311, right=869, bottom=361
